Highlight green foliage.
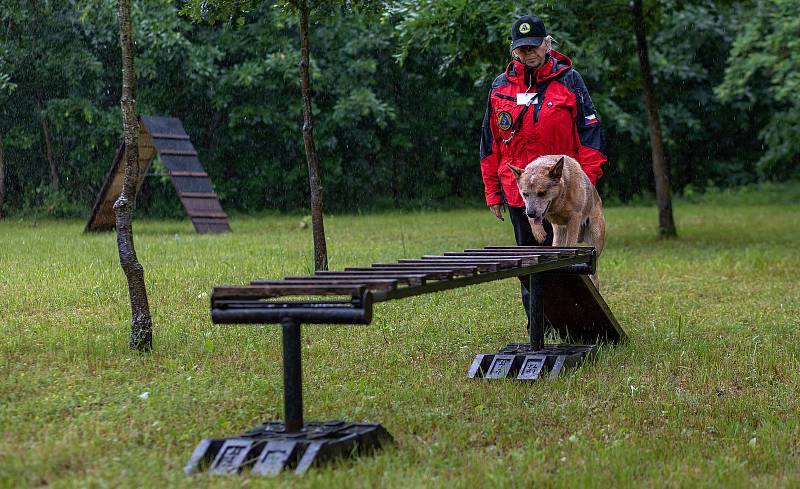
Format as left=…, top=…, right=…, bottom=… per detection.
left=0, top=72, right=16, bottom=99
left=1, top=1, right=118, bottom=211
left=387, top=0, right=520, bottom=81
left=179, top=0, right=258, bottom=25
left=179, top=0, right=385, bottom=25
left=717, top=0, right=800, bottom=179
left=0, top=0, right=797, bottom=216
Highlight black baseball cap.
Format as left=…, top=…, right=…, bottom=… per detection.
left=510, top=15, right=547, bottom=50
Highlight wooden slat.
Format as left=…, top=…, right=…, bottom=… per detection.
left=326, top=270, right=431, bottom=276
left=265, top=277, right=402, bottom=284
left=436, top=253, right=550, bottom=266
left=213, top=284, right=365, bottom=299
left=420, top=256, right=541, bottom=267
left=183, top=201, right=224, bottom=213
left=342, top=269, right=453, bottom=280
left=442, top=252, right=554, bottom=259
left=179, top=192, right=219, bottom=199
left=170, top=171, right=208, bottom=177
left=451, top=250, right=562, bottom=256
left=157, top=149, right=198, bottom=156
left=420, top=255, right=524, bottom=262
left=418, top=255, right=524, bottom=262
left=295, top=274, right=424, bottom=286
left=187, top=210, right=228, bottom=219
left=395, top=260, right=502, bottom=272
left=322, top=271, right=437, bottom=282
left=482, top=246, right=581, bottom=257
left=150, top=132, right=190, bottom=140
left=255, top=278, right=399, bottom=291
left=411, top=256, right=531, bottom=267
left=191, top=217, right=230, bottom=223
left=445, top=252, right=559, bottom=263
left=369, top=264, right=479, bottom=276
left=482, top=246, right=590, bottom=250
left=412, top=255, right=539, bottom=268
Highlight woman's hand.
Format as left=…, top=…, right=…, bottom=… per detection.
left=489, top=204, right=505, bottom=221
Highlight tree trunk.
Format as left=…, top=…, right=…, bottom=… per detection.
left=36, top=92, right=60, bottom=193
left=116, top=0, right=153, bottom=351
left=631, top=0, right=677, bottom=238
left=299, top=0, right=328, bottom=271
left=0, top=133, right=5, bottom=220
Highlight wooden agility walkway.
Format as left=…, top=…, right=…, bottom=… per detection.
left=185, top=246, right=626, bottom=475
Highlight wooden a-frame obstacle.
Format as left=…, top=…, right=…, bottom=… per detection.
left=85, top=115, right=230, bottom=234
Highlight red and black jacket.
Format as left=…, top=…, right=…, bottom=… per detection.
left=480, top=50, right=606, bottom=208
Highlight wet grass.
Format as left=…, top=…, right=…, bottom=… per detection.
left=1, top=186, right=799, bottom=488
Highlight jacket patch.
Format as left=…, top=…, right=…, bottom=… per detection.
left=497, top=111, right=513, bottom=131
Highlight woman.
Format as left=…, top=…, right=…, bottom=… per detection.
left=479, top=15, right=607, bottom=331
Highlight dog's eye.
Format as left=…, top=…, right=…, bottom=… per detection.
left=537, top=191, right=546, bottom=197
left=521, top=192, right=529, bottom=197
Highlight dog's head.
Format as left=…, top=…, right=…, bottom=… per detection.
left=506, top=156, right=564, bottom=224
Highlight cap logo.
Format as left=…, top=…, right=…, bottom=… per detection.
left=497, top=111, right=513, bottom=131
left=519, top=23, right=531, bottom=34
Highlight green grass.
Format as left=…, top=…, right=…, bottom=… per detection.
left=1, top=188, right=799, bottom=488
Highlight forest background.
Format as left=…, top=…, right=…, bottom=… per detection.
left=0, top=0, right=797, bottom=217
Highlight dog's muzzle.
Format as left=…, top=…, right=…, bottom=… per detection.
left=526, top=202, right=551, bottom=220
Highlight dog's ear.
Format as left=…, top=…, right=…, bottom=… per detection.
left=506, top=163, right=524, bottom=179
left=549, top=157, right=564, bottom=180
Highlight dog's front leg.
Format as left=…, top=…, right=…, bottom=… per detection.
left=527, top=218, right=548, bottom=243
left=552, top=224, right=567, bottom=246
left=564, top=219, right=581, bottom=246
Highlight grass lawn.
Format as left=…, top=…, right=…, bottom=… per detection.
left=1, top=185, right=799, bottom=488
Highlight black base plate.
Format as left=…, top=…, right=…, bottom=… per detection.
left=184, top=420, right=392, bottom=476
left=467, top=343, right=596, bottom=380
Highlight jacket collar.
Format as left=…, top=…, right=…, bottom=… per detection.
left=505, top=49, right=573, bottom=87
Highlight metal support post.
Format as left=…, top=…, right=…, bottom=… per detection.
left=528, top=273, right=544, bottom=351
left=185, top=314, right=393, bottom=475
left=281, top=317, right=304, bottom=432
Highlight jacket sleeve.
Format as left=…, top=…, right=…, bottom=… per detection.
left=571, top=71, right=607, bottom=185
left=480, top=90, right=503, bottom=206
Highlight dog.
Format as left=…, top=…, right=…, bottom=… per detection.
left=506, top=155, right=605, bottom=287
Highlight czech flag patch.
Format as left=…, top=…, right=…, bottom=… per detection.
left=584, top=113, right=599, bottom=126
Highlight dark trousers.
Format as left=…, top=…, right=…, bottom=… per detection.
left=507, top=205, right=553, bottom=327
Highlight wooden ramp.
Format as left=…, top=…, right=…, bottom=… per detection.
left=542, top=273, right=625, bottom=343
left=84, top=115, right=230, bottom=234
